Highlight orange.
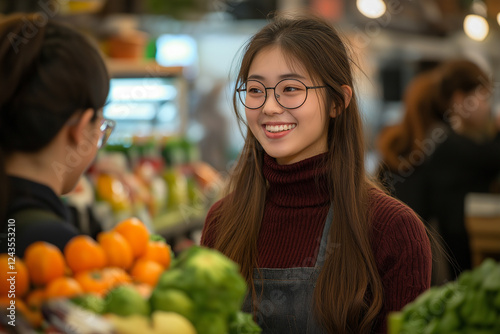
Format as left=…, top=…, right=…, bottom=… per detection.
left=25, top=288, right=45, bottom=310
left=130, top=259, right=164, bottom=287
left=0, top=296, right=11, bottom=307
left=97, top=230, right=133, bottom=270
left=114, top=217, right=149, bottom=258
left=24, top=289, right=45, bottom=328
left=139, top=237, right=172, bottom=269
left=64, top=235, right=107, bottom=274
left=44, top=277, right=83, bottom=300
left=24, top=242, right=65, bottom=286
left=96, top=174, right=131, bottom=212
left=0, top=254, right=30, bottom=297
left=101, top=267, right=132, bottom=289
left=74, top=270, right=111, bottom=296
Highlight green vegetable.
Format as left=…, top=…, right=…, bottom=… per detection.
left=437, top=309, right=460, bottom=331
left=483, top=266, right=500, bottom=291
left=157, top=246, right=247, bottom=314
left=397, top=259, right=500, bottom=333
left=70, top=294, right=105, bottom=314
left=194, top=311, right=228, bottom=334
left=228, top=312, right=262, bottom=334
left=105, top=285, right=150, bottom=317
left=150, top=246, right=260, bottom=334
left=494, top=291, right=500, bottom=309
left=150, top=288, right=195, bottom=321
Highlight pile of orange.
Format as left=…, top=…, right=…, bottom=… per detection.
left=0, top=217, right=172, bottom=328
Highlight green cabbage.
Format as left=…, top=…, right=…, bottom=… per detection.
left=150, top=246, right=260, bottom=334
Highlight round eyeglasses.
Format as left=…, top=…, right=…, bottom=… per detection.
left=237, top=78, right=328, bottom=110
left=97, top=119, right=116, bottom=149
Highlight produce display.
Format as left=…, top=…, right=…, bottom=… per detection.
left=90, top=137, right=222, bottom=225
left=150, top=246, right=261, bottom=334
left=0, top=218, right=260, bottom=334
left=389, top=258, right=500, bottom=334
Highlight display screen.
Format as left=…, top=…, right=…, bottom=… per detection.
left=103, top=77, right=182, bottom=143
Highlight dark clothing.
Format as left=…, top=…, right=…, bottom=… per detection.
left=380, top=161, right=432, bottom=222
left=202, top=153, right=432, bottom=334
left=427, top=130, right=500, bottom=274
left=0, top=176, right=79, bottom=257
left=382, top=128, right=500, bottom=276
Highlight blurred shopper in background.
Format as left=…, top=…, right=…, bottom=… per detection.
left=0, top=13, right=113, bottom=257
left=378, top=59, right=500, bottom=278
left=377, top=70, right=440, bottom=221
left=427, top=60, right=500, bottom=277
left=202, top=13, right=431, bottom=334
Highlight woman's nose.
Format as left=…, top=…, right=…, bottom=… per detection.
left=262, top=90, right=284, bottom=115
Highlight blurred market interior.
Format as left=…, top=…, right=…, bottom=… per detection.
left=2, top=0, right=499, bottom=265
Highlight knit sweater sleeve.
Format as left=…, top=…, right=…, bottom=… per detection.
left=370, top=189, right=432, bottom=333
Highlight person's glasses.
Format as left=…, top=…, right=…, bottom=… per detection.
left=237, top=78, right=328, bottom=110
left=97, top=119, right=116, bottom=149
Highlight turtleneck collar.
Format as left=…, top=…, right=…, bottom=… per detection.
left=263, top=152, right=330, bottom=208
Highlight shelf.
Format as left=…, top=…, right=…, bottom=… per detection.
left=105, top=59, right=184, bottom=78
left=153, top=206, right=206, bottom=241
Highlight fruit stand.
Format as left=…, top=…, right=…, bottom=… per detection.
left=0, top=218, right=260, bottom=333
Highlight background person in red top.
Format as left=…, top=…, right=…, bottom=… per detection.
left=201, top=12, right=432, bottom=334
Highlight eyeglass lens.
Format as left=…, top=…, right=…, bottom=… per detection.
left=98, top=119, right=116, bottom=148
left=239, top=79, right=309, bottom=109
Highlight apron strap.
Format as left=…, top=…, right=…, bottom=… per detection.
left=314, top=205, right=333, bottom=268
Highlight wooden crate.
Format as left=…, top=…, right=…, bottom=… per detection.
left=465, top=193, right=500, bottom=267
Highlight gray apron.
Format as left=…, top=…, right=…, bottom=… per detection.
left=242, top=207, right=333, bottom=334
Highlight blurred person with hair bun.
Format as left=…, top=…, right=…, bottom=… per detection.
left=0, top=13, right=114, bottom=257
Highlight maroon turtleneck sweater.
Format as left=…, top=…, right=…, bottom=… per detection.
left=201, top=153, right=432, bottom=333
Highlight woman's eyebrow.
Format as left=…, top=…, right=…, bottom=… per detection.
left=247, top=73, right=307, bottom=81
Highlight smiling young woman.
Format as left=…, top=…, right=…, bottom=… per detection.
left=201, top=13, right=432, bottom=334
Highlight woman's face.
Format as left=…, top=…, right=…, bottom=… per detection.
left=61, top=111, right=103, bottom=194
left=244, top=46, right=330, bottom=165
left=455, top=85, right=492, bottom=129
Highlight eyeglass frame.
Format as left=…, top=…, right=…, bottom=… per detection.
left=66, top=109, right=116, bottom=149
left=236, top=78, right=328, bottom=110
left=97, top=118, right=116, bottom=149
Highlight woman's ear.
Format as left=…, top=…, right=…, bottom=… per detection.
left=329, top=85, right=353, bottom=118
left=67, top=108, right=95, bottom=146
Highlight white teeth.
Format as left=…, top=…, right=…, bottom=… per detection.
left=265, top=124, right=296, bottom=133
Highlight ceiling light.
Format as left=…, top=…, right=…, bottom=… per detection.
left=497, top=12, right=500, bottom=26
left=356, top=0, right=386, bottom=19
left=463, top=14, right=489, bottom=41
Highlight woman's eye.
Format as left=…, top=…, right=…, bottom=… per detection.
left=248, top=87, right=263, bottom=94
left=283, top=86, right=301, bottom=93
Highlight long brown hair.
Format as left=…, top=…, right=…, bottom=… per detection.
left=377, top=70, right=440, bottom=171
left=377, top=59, right=492, bottom=172
left=436, top=59, right=493, bottom=142
left=207, top=13, right=383, bottom=333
